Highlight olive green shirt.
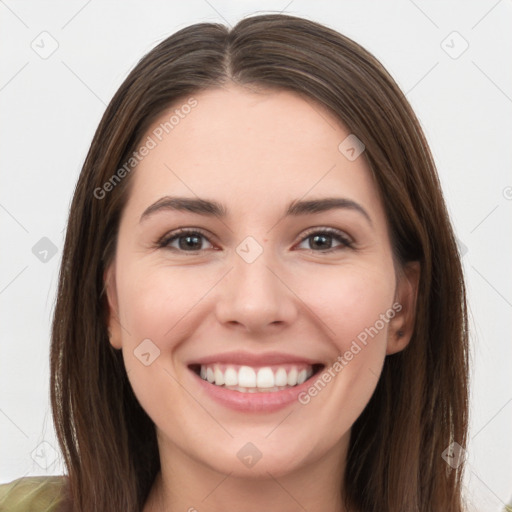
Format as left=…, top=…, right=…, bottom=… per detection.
left=0, top=476, right=68, bottom=512
left=2, top=475, right=512, bottom=511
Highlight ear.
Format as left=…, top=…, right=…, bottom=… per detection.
left=386, top=261, right=420, bottom=355
left=104, top=263, right=123, bottom=350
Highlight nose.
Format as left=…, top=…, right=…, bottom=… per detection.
left=214, top=246, right=298, bottom=335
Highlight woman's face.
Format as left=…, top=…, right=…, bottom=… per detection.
left=105, top=84, right=417, bottom=479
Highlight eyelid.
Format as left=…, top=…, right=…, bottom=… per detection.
left=297, top=226, right=354, bottom=248
left=157, top=227, right=215, bottom=249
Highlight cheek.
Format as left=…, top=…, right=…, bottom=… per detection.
left=113, top=263, right=187, bottom=391
left=295, top=263, right=393, bottom=399
left=116, top=262, right=209, bottom=342
left=289, top=264, right=395, bottom=432
left=115, top=264, right=208, bottom=435
left=114, top=262, right=224, bottom=407
left=293, top=262, right=396, bottom=350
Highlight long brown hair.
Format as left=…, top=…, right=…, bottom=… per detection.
left=51, top=13, right=469, bottom=512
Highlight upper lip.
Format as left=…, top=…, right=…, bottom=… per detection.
left=188, top=351, right=323, bottom=367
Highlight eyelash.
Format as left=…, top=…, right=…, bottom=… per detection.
left=156, top=227, right=355, bottom=254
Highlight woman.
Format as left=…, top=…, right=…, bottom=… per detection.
left=0, top=12, right=476, bottom=512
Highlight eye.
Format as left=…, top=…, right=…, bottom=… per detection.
left=296, top=227, right=354, bottom=252
left=158, top=228, right=214, bottom=252
left=157, top=227, right=354, bottom=254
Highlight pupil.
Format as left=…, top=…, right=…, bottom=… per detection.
left=180, top=235, right=201, bottom=250
left=311, top=234, right=331, bottom=250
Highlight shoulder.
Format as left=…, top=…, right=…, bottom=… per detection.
left=0, top=475, right=69, bottom=512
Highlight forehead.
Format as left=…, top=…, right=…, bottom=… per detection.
left=124, top=84, right=383, bottom=222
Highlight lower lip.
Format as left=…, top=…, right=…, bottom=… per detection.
left=190, top=369, right=317, bottom=413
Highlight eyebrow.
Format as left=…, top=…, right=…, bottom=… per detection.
left=139, top=195, right=372, bottom=226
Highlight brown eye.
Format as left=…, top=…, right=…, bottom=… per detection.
left=159, top=229, right=214, bottom=252
left=296, top=228, right=354, bottom=252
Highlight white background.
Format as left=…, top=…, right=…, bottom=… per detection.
left=1, top=1, right=511, bottom=510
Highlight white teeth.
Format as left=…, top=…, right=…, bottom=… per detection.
left=224, top=385, right=292, bottom=393
left=224, top=367, right=238, bottom=386
left=287, top=368, right=298, bottom=386
left=214, top=366, right=224, bottom=386
left=275, top=367, right=288, bottom=387
left=238, top=366, right=256, bottom=387
left=196, top=363, right=318, bottom=391
left=256, top=367, right=275, bottom=388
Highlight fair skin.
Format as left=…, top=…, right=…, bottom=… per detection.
left=105, top=83, right=419, bottom=512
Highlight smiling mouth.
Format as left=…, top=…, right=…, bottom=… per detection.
left=188, top=363, right=324, bottom=393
